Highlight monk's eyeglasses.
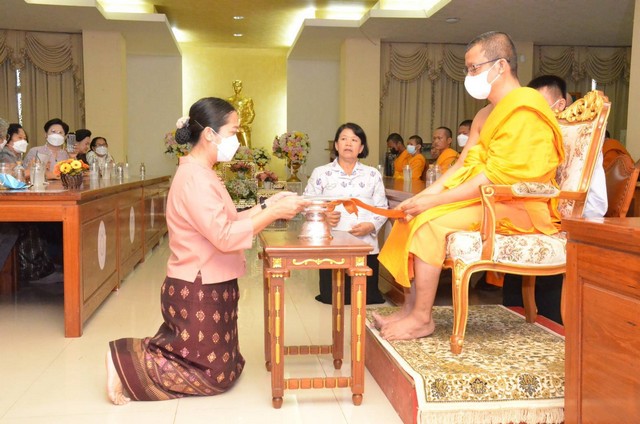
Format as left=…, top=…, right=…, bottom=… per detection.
left=463, top=58, right=506, bottom=76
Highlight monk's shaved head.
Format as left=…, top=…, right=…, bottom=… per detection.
left=466, top=31, right=518, bottom=77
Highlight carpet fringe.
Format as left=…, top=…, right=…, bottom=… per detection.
left=418, top=406, right=564, bottom=424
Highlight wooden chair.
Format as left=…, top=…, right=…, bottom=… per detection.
left=604, top=152, right=640, bottom=217
left=442, top=90, right=611, bottom=354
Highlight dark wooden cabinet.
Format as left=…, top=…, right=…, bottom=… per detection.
left=564, top=217, right=640, bottom=423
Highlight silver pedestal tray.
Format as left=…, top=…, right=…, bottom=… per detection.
left=298, top=199, right=333, bottom=242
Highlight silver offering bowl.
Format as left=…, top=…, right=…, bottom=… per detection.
left=298, top=200, right=333, bottom=242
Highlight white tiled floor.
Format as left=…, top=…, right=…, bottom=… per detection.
left=0, top=237, right=402, bottom=424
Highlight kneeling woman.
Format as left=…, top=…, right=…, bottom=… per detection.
left=106, top=97, right=308, bottom=404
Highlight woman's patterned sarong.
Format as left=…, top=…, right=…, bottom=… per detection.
left=109, top=275, right=245, bottom=400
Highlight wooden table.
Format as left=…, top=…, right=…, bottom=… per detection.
left=259, top=227, right=372, bottom=408
left=0, top=175, right=170, bottom=337
left=563, top=217, right=640, bottom=423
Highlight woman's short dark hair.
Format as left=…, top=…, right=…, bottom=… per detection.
left=333, top=122, right=369, bottom=159
left=174, top=97, right=236, bottom=146
left=90, top=136, right=107, bottom=150
left=43, top=118, right=69, bottom=135
left=75, top=129, right=92, bottom=141
left=7, top=123, right=24, bottom=141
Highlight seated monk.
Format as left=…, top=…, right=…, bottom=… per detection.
left=373, top=31, right=564, bottom=341
left=431, top=126, right=459, bottom=169
left=406, top=135, right=426, bottom=180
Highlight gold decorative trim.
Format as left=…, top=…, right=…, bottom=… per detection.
left=355, top=286, right=363, bottom=362
left=272, top=257, right=283, bottom=268
left=355, top=256, right=365, bottom=267
left=351, top=272, right=368, bottom=277
left=292, top=258, right=346, bottom=266
left=557, top=90, right=605, bottom=123
left=270, top=273, right=285, bottom=279
left=275, top=286, right=281, bottom=365
left=336, top=270, right=343, bottom=332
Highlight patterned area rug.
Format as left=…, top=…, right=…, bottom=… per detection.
left=367, top=305, right=564, bottom=424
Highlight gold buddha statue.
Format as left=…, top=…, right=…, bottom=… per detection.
left=227, top=80, right=255, bottom=148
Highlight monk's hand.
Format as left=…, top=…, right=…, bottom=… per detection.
left=325, top=210, right=341, bottom=227
left=349, top=222, right=375, bottom=237
left=400, top=195, right=436, bottom=217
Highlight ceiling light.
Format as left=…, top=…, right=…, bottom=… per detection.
left=233, top=16, right=244, bottom=20
left=233, top=33, right=244, bottom=37
left=445, top=17, right=459, bottom=23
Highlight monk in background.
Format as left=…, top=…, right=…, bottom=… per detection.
left=374, top=31, right=564, bottom=341
left=430, top=126, right=459, bottom=169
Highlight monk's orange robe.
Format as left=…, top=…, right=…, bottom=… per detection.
left=379, top=87, right=564, bottom=287
left=393, top=150, right=411, bottom=179
left=409, top=153, right=426, bottom=180
left=435, top=147, right=459, bottom=170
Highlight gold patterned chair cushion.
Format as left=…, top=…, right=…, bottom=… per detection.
left=446, top=231, right=567, bottom=266
left=555, top=122, right=597, bottom=218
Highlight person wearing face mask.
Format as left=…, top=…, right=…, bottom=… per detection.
left=456, top=120, right=472, bottom=152
left=386, top=133, right=410, bottom=179
left=406, top=135, right=426, bottom=180
left=71, top=129, right=92, bottom=164
left=106, top=97, right=309, bottom=405
left=374, top=31, right=564, bottom=341
left=0, top=123, right=29, bottom=165
left=23, top=118, right=70, bottom=180
left=86, top=136, right=115, bottom=171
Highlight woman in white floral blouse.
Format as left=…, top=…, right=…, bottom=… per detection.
left=304, top=122, right=388, bottom=305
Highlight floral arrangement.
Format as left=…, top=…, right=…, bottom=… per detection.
left=233, top=146, right=254, bottom=161
left=229, top=161, right=253, bottom=173
left=225, top=179, right=257, bottom=202
left=256, top=170, right=278, bottom=182
left=164, top=130, right=191, bottom=158
left=252, top=147, right=271, bottom=167
left=54, top=158, right=89, bottom=176
left=272, top=131, right=310, bottom=164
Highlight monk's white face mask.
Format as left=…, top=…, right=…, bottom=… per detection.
left=464, top=61, right=501, bottom=100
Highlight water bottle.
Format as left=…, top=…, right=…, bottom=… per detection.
left=101, top=161, right=111, bottom=181
left=89, top=161, right=99, bottom=180
left=434, top=164, right=442, bottom=180
left=139, top=162, right=146, bottom=179
left=31, top=157, right=45, bottom=189
left=123, top=162, right=130, bottom=179
left=402, top=164, right=412, bottom=180
left=13, top=161, right=25, bottom=183
left=426, top=164, right=436, bottom=185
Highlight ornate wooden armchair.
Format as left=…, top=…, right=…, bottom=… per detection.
left=442, top=90, right=611, bottom=354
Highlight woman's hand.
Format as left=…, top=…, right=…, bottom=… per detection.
left=325, top=210, right=341, bottom=227
left=268, top=195, right=310, bottom=220
left=348, top=222, right=375, bottom=237
left=265, top=191, right=296, bottom=207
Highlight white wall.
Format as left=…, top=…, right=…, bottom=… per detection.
left=287, top=59, right=341, bottom=186
left=127, top=55, right=182, bottom=177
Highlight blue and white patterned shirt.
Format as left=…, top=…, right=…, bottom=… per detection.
left=304, top=159, right=388, bottom=253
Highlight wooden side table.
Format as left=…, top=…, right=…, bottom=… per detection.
left=259, top=228, right=372, bottom=408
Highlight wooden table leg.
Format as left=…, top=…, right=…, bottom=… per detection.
left=63, top=207, right=82, bottom=337
left=332, top=268, right=345, bottom=369
left=263, top=265, right=271, bottom=372
left=270, top=273, right=285, bottom=408
left=350, top=272, right=367, bottom=406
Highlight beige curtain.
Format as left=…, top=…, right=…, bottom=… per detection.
left=0, top=30, right=84, bottom=145
left=533, top=46, right=630, bottom=142
left=380, top=43, right=485, bottom=150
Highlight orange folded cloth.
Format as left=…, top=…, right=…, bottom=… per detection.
left=325, top=198, right=406, bottom=219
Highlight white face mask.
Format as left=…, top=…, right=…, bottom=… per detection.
left=457, top=134, right=469, bottom=148
left=214, top=133, right=240, bottom=162
left=13, top=140, right=28, bottom=153
left=406, top=145, right=417, bottom=155
left=95, top=145, right=108, bottom=156
left=464, top=61, right=501, bottom=100
left=47, top=133, right=65, bottom=147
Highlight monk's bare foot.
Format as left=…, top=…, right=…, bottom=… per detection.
left=106, top=350, right=130, bottom=405
left=372, top=305, right=411, bottom=330
left=379, top=314, right=436, bottom=341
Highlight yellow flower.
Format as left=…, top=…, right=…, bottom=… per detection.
left=60, top=163, right=72, bottom=173
left=70, top=160, right=82, bottom=170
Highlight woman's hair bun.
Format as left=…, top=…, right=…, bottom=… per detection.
left=174, top=126, right=192, bottom=145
